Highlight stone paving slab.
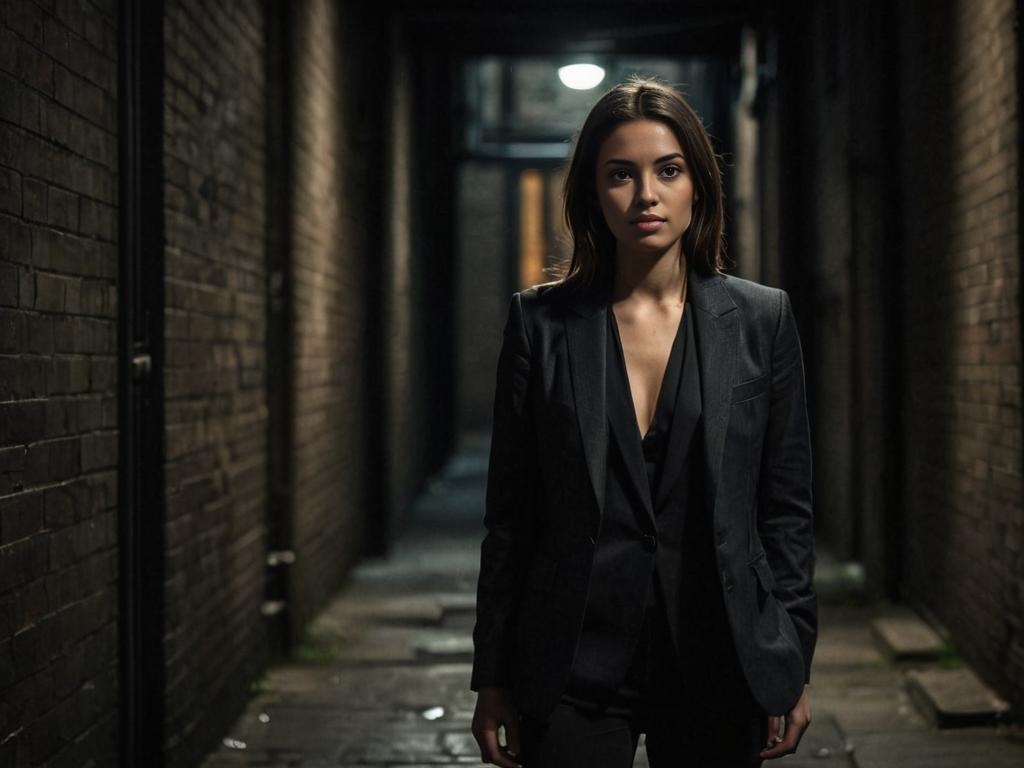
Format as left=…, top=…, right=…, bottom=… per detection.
left=905, top=667, right=1011, bottom=729
left=871, top=615, right=945, bottom=662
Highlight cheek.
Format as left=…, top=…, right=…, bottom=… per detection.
left=596, top=191, right=625, bottom=223
left=680, top=190, right=696, bottom=220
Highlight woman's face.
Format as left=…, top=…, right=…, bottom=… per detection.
left=594, top=119, right=695, bottom=259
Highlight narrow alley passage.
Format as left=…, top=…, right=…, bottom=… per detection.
left=200, top=439, right=1024, bottom=768
left=3, top=2, right=1024, bottom=764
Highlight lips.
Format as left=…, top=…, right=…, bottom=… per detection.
left=632, top=215, right=666, bottom=233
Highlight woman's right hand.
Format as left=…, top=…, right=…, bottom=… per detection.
left=472, top=686, right=522, bottom=768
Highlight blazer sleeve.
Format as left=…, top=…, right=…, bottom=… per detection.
left=757, top=289, right=817, bottom=683
left=471, top=292, right=541, bottom=691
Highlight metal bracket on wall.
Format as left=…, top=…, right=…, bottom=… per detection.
left=131, top=353, right=152, bottom=381
left=261, top=601, right=287, bottom=617
left=267, top=550, right=296, bottom=566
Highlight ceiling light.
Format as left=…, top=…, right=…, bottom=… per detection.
left=558, top=63, right=605, bottom=90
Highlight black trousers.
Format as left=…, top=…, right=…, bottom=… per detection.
left=520, top=581, right=766, bottom=768
left=519, top=698, right=766, bottom=768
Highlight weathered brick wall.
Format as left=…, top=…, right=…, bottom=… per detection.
left=286, top=0, right=370, bottom=633
left=162, top=2, right=269, bottom=764
left=382, top=24, right=446, bottom=542
left=383, top=22, right=414, bottom=541
left=0, top=0, right=120, bottom=764
left=898, top=0, right=1023, bottom=707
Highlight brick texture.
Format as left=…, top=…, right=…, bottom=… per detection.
left=0, top=1, right=120, bottom=765
left=162, top=2, right=269, bottom=765
left=898, top=0, right=1023, bottom=709
left=286, top=0, right=370, bottom=634
left=381, top=23, right=447, bottom=544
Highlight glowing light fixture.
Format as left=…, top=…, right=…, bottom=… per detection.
left=558, top=63, right=605, bottom=90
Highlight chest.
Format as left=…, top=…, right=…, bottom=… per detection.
left=612, top=306, right=684, bottom=433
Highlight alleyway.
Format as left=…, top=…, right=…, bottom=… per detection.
left=3, top=1, right=1024, bottom=764
left=200, top=439, right=1024, bottom=768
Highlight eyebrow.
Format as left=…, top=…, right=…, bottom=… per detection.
left=603, top=153, right=685, bottom=166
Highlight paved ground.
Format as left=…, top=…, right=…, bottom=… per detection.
left=202, top=437, right=1024, bottom=768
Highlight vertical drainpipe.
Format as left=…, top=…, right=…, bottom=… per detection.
left=118, top=0, right=166, bottom=764
left=262, top=0, right=295, bottom=657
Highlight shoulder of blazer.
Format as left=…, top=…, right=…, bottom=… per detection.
left=517, top=279, right=571, bottom=308
left=718, top=273, right=786, bottom=331
left=514, top=280, right=578, bottom=335
left=504, top=281, right=559, bottom=356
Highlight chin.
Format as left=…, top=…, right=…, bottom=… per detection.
left=634, top=236, right=681, bottom=252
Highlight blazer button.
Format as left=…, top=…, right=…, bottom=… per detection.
left=642, top=534, right=657, bottom=553
left=723, top=574, right=734, bottom=593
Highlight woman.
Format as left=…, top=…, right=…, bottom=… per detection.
left=470, top=78, right=816, bottom=768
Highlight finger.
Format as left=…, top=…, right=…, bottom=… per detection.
left=760, top=716, right=808, bottom=759
left=505, top=714, right=522, bottom=758
left=482, top=727, right=521, bottom=768
left=765, top=715, right=781, bottom=748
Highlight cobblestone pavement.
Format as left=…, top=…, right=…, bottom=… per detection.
left=202, top=437, right=1024, bottom=768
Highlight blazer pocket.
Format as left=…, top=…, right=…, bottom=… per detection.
left=748, top=550, right=776, bottom=594
left=731, top=374, right=768, bottom=404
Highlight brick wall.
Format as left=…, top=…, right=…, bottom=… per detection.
left=381, top=22, right=450, bottom=541
left=897, top=0, right=1023, bottom=707
left=0, top=1, right=443, bottom=764
left=286, top=0, right=372, bottom=633
left=383, top=22, right=415, bottom=539
left=162, top=1, right=269, bottom=764
left=0, top=0, right=120, bottom=764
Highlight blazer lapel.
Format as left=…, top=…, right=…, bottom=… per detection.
left=688, top=271, right=738, bottom=511
left=564, top=291, right=609, bottom=518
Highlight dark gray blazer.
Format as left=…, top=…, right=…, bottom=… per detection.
left=471, top=269, right=817, bottom=718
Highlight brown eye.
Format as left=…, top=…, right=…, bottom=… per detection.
left=660, top=165, right=681, bottom=178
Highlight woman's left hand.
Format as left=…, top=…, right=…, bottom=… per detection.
left=760, top=686, right=811, bottom=760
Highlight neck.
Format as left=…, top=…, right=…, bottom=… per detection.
left=611, top=245, right=688, bottom=305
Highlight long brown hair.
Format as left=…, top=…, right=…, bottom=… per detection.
left=559, top=77, right=726, bottom=292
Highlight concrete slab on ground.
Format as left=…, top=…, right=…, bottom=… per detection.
left=906, top=667, right=1011, bottom=729
left=871, top=615, right=945, bottom=662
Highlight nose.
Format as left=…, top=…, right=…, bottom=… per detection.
left=636, top=172, right=658, bottom=206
